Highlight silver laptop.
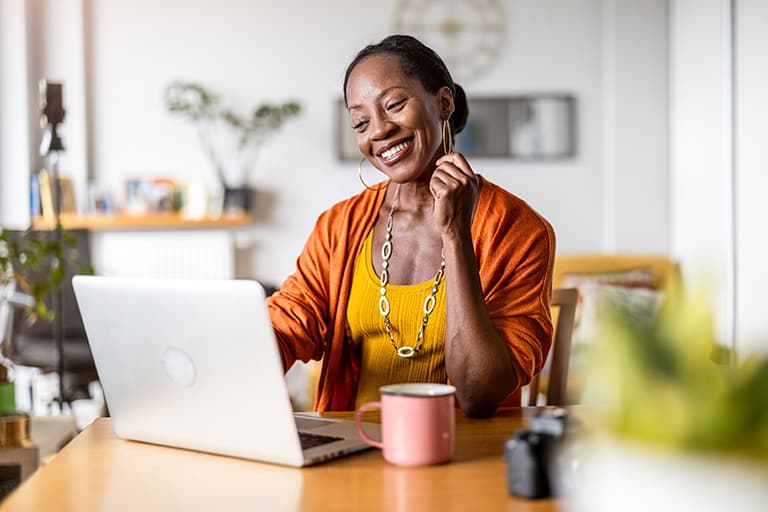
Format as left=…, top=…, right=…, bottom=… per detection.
left=72, top=275, right=376, bottom=467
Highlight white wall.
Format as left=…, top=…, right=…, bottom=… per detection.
left=0, top=0, right=32, bottom=228
left=2, top=0, right=671, bottom=285
left=81, top=0, right=669, bottom=285
left=670, top=0, right=734, bottom=347
left=604, top=0, right=669, bottom=253
left=670, top=0, right=768, bottom=355
left=734, top=0, right=768, bottom=355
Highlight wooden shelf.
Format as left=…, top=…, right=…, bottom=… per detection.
left=31, top=212, right=253, bottom=231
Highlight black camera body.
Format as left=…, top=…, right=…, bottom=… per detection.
left=504, top=408, right=572, bottom=499
left=40, top=80, right=65, bottom=126
left=39, top=79, right=66, bottom=155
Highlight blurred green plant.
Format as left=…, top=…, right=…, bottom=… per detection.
left=590, top=288, right=768, bottom=462
left=163, top=81, right=302, bottom=186
left=0, top=228, right=93, bottom=324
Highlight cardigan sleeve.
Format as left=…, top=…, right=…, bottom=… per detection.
left=266, top=188, right=385, bottom=410
left=267, top=209, right=335, bottom=370
left=474, top=183, right=556, bottom=399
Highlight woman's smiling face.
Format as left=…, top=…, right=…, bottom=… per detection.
left=345, top=54, right=450, bottom=183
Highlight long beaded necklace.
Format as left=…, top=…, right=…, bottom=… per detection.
left=378, top=185, right=446, bottom=358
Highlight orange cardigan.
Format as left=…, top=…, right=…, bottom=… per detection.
left=267, top=177, right=555, bottom=411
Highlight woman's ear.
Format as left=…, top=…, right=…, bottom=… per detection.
left=437, top=86, right=455, bottom=118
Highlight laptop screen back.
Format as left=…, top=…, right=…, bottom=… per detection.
left=72, top=276, right=305, bottom=466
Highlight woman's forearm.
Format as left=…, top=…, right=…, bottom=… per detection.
left=442, top=234, right=519, bottom=417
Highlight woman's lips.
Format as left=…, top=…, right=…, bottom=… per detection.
left=378, top=138, right=413, bottom=164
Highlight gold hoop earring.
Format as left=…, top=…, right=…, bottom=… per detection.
left=442, top=119, right=453, bottom=155
left=358, top=157, right=385, bottom=191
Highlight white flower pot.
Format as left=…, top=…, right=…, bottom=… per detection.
left=566, top=439, right=768, bottom=512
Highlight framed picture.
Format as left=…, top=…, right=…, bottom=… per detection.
left=336, top=99, right=361, bottom=161
left=458, top=95, right=577, bottom=159
left=37, top=169, right=77, bottom=220
left=335, top=94, right=576, bottom=161
left=124, top=177, right=177, bottom=215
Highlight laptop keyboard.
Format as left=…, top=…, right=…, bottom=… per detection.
left=299, top=432, right=344, bottom=450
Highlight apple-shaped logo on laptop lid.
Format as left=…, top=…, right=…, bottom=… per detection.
left=161, top=347, right=196, bottom=387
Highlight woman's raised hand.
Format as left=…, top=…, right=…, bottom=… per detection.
left=430, top=152, right=480, bottom=238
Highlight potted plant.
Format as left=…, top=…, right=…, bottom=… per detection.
left=565, top=287, right=768, bottom=511
left=0, top=227, right=94, bottom=408
left=1, top=228, right=84, bottom=322
left=163, top=81, right=302, bottom=213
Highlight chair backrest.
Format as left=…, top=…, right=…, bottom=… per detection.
left=553, top=254, right=680, bottom=297
left=526, top=287, right=578, bottom=406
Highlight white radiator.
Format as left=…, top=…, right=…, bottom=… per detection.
left=90, top=230, right=235, bottom=279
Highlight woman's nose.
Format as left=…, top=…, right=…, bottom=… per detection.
left=369, top=115, right=394, bottom=140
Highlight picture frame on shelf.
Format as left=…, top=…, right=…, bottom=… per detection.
left=37, top=169, right=77, bottom=221
left=123, top=177, right=177, bottom=215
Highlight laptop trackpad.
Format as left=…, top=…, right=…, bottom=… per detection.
left=294, top=416, right=338, bottom=430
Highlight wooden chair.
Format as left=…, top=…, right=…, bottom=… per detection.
left=525, top=287, right=578, bottom=406
left=553, top=254, right=681, bottom=297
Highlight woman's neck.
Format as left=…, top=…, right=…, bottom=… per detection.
left=390, top=178, right=434, bottom=216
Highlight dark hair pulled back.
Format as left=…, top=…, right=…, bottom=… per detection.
left=343, top=34, right=468, bottom=140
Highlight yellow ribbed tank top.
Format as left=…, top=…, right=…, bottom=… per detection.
left=347, top=229, right=447, bottom=409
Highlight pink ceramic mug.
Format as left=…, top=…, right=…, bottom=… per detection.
left=355, top=383, right=456, bottom=466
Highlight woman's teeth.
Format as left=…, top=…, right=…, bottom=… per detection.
left=381, top=141, right=410, bottom=159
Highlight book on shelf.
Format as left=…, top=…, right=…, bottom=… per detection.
left=29, top=174, right=41, bottom=217
left=38, top=169, right=76, bottom=222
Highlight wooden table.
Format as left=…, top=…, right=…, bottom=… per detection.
left=0, top=408, right=563, bottom=511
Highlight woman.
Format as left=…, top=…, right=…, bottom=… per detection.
left=268, top=35, right=555, bottom=417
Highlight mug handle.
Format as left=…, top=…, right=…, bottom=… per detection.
left=355, top=401, right=383, bottom=449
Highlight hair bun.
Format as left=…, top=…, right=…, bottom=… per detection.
left=450, top=83, right=469, bottom=136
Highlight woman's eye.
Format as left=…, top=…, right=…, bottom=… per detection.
left=352, top=120, right=368, bottom=131
left=386, top=99, right=406, bottom=111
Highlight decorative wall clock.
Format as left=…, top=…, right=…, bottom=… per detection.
left=392, top=0, right=507, bottom=83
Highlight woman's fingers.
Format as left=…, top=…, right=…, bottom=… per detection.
left=430, top=152, right=480, bottom=234
left=436, top=152, right=476, bottom=179
left=432, top=154, right=479, bottom=199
